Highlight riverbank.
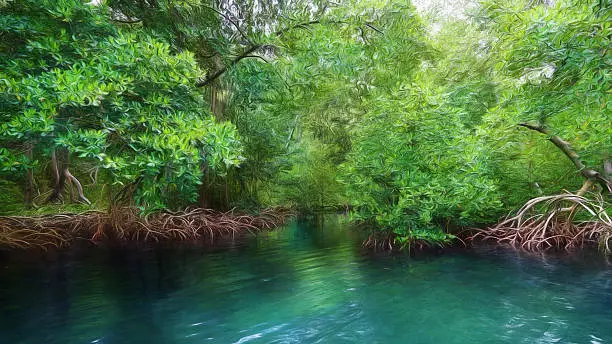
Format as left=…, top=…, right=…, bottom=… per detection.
left=0, top=207, right=295, bottom=249
left=2, top=206, right=610, bottom=255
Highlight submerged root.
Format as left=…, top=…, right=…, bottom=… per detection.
left=467, top=194, right=612, bottom=253
left=0, top=207, right=295, bottom=249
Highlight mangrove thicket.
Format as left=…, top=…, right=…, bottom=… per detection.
left=0, top=0, right=610, bottom=250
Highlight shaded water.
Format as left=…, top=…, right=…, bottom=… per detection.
left=0, top=216, right=611, bottom=344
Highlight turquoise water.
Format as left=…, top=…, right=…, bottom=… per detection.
left=0, top=216, right=611, bottom=344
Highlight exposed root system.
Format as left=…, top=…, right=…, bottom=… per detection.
left=467, top=194, right=612, bottom=252
left=0, top=207, right=295, bottom=249
left=363, top=233, right=396, bottom=251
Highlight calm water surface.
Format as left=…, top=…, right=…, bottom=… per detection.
left=0, top=216, right=611, bottom=344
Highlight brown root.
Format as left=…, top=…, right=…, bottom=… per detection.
left=466, top=193, right=612, bottom=253
left=0, top=207, right=295, bottom=249
left=362, top=232, right=443, bottom=253
left=363, top=233, right=396, bottom=252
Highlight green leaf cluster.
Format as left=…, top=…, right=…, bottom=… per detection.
left=0, top=0, right=242, bottom=211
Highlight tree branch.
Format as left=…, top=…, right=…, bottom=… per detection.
left=365, top=23, right=384, bottom=35
left=64, top=169, right=91, bottom=205
left=519, top=123, right=591, bottom=176
left=243, top=55, right=269, bottom=63
left=196, top=44, right=262, bottom=87
left=203, top=6, right=251, bottom=44
left=518, top=122, right=610, bottom=192
left=111, top=18, right=143, bottom=24
left=196, top=20, right=344, bottom=87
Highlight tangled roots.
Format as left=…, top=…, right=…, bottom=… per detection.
left=0, top=207, right=295, bottom=249
left=468, top=194, right=612, bottom=253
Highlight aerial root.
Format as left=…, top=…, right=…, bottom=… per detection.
left=466, top=194, right=612, bottom=253
left=0, top=206, right=295, bottom=249
left=363, top=233, right=396, bottom=251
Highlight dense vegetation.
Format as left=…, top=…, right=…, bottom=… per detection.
left=0, top=0, right=610, bottom=249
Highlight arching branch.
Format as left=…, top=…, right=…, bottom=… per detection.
left=519, top=123, right=594, bottom=177
left=196, top=44, right=262, bottom=87
left=64, top=169, right=91, bottom=205
left=203, top=6, right=251, bottom=44
left=196, top=20, right=344, bottom=87
left=518, top=122, right=610, bottom=192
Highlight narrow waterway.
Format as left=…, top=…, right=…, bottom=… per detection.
left=0, top=216, right=611, bottom=344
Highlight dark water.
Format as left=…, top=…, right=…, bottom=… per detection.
left=1, top=217, right=611, bottom=344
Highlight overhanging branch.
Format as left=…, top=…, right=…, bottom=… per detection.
left=518, top=122, right=610, bottom=192
left=196, top=44, right=262, bottom=87
left=203, top=6, right=252, bottom=44
left=195, top=20, right=344, bottom=87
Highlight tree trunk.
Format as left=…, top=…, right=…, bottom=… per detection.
left=24, top=143, right=34, bottom=209
left=604, top=155, right=611, bottom=182
left=46, top=149, right=90, bottom=204
left=211, top=85, right=217, bottom=116
left=198, top=165, right=210, bottom=209
left=224, top=178, right=229, bottom=210
left=576, top=178, right=595, bottom=197
left=47, top=149, right=67, bottom=203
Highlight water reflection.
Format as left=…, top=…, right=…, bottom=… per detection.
left=0, top=216, right=611, bottom=343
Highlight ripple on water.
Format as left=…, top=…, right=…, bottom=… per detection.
left=0, top=218, right=610, bottom=344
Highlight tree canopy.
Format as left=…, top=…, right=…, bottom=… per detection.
left=0, top=0, right=609, bottom=248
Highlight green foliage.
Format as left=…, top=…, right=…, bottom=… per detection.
left=0, top=0, right=242, bottom=211
left=1, top=0, right=608, bottom=248
left=340, top=82, right=503, bottom=240
left=262, top=138, right=347, bottom=212
left=474, top=0, right=611, bottom=203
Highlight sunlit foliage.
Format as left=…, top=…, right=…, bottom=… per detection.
left=0, top=0, right=609, bottom=248
left=0, top=0, right=242, bottom=211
